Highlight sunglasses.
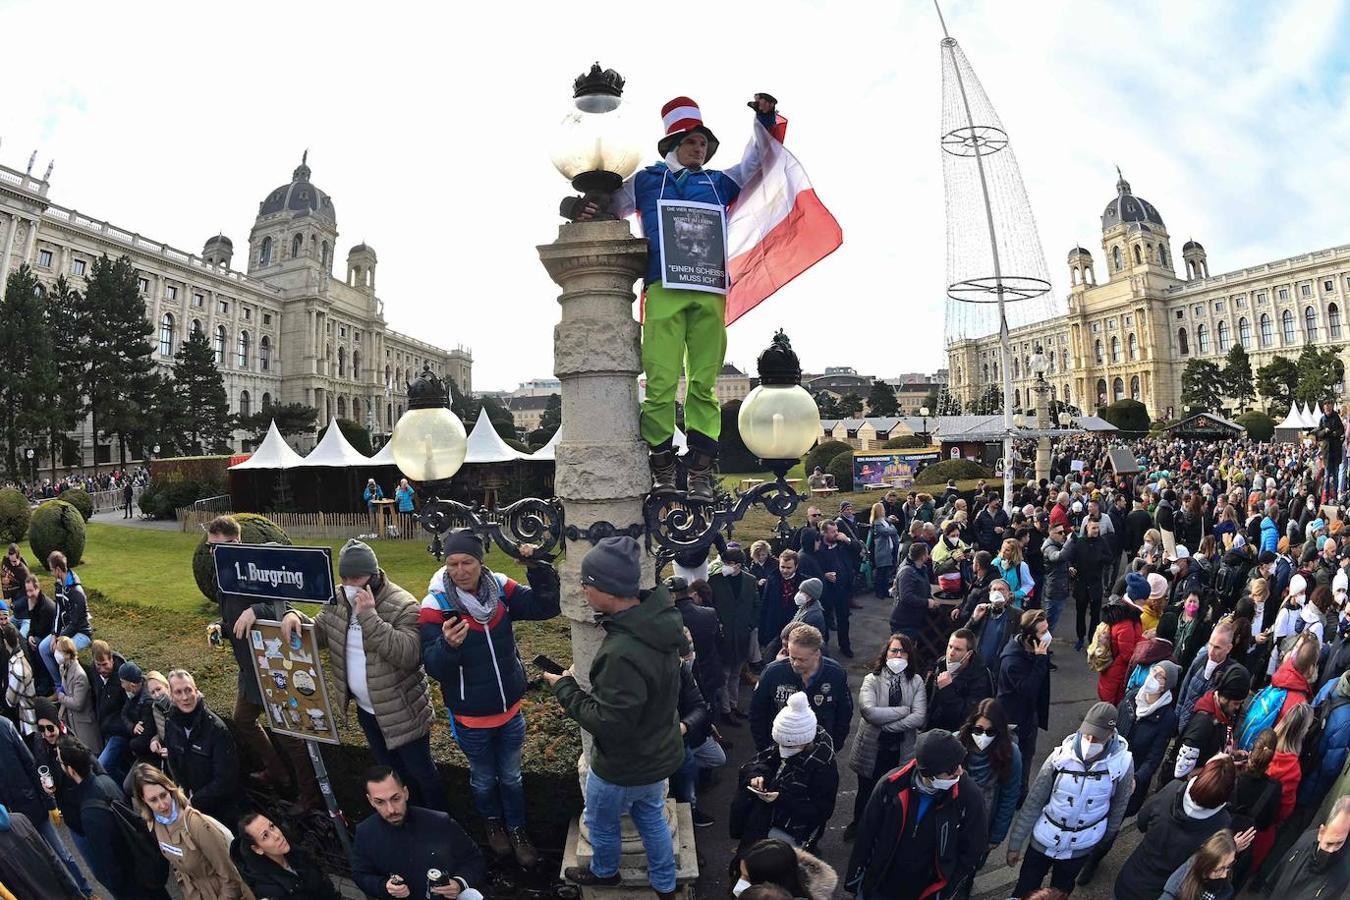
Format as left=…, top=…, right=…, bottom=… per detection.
left=38, top=723, right=58, bottom=734
left=970, top=726, right=994, bottom=737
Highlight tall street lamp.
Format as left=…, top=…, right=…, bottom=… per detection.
left=553, top=63, right=641, bottom=220
left=919, top=406, right=931, bottom=445
left=1029, top=344, right=1051, bottom=482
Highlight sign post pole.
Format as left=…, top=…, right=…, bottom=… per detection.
left=307, top=740, right=353, bottom=857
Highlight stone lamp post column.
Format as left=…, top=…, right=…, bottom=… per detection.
left=538, top=219, right=698, bottom=897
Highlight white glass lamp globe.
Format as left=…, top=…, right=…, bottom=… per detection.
left=390, top=406, right=467, bottom=484
left=738, top=384, right=821, bottom=462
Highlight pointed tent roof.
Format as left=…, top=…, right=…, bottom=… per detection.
left=295, top=418, right=373, bottom=467
left=1302, top=402, right=1321, bottom=427
left=367, top=439, right=397, bottom=466
left=528, top=429, right=560, bottom=461
left=1276, top=405, right=1307, bottom=430
left=229, top=421, right=304, bottom=470
left=464, top=408, right=525, bottom=463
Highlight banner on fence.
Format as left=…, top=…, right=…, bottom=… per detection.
left=212, top=543, right=336, bottom=605
left=248, top=619, right=340, bottom=744
left=852, top=449, right=942, bottom=491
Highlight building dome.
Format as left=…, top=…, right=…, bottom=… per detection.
left=1101, top=168, right=1163, bottom=229
left=204, top=233, right=232, bottom=247
left=1068, top=245, right=1091, bottom=261
left=258, top=152, right=336, bottom=224
left=1182, top=239, right=1203, bottom=252
left=348, top=242, right=376, bottom=260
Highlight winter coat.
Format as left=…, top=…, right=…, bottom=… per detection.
left=844, top=760, right=989, bottom=899
left=90, top=653, right=128, bottom=740
left=72, top=771, right=168, bottom=899
left=152, top=806, right=256, bottom=900
left=1265, top=656, right=1314, bottom=723
left=57, top=655, right=101, bottom=753
left=925, top=655, right=993, bottom=733
left=129, top=694, right=170, bottom=764
left=119, top=684, right=154, bottom=748
left=775, top=847, right=837, bottom=900
left=1261, top=516, right=1280, bottom=554
left=23, top=592, right=55, bottom=646
left=675, top=596, right=725, bottom=696
left=1262, top=822, right=1350, bottom=900
left=994, top=557, right=1035, bottom=604
left=708, top=568, right=760, bottom=661
left=967, top=605, right=1018, bottom=671
left=848, top=668, right=926, bottom=778
left=53, top=571, right=90, bottom=639
left=1170, top=689, right=1237, bottom=781
left=1041, top=535, right=1073, bottom=602
left=0, top=716, right=49, bottom=825
left=1297, top=676, right=1350, bottom=808
left=349, top=805, right=486, bottom=900
left=889, top=561, right=931, bottom=632
left=730, top=725, right=838, bottom=846
left=0, top=807, right=85, bottom=900
left=1113, top=778, right=1233, bottom=900
left=230, top=838, right=341, bottom=900
left=997, top=637, right=1050, bottom=738
left=163, top=697, right=240, bottom=825
left=962, top=737, right=1022, bottom=846
left=869, top=519, right=899, bottom=570
left=974, top=507, right=1009, bottom=553
left=1118, top=684, right=1178, bottom=792
left=786, top=599, right=828, bottom=645
left=1098, top=618, right=1143, bottom=705
left=1160, top=857, right=1234, bottom=900
left=1124, top=508, right=1153, bottom=555
left=759, top=569, right=806, bottom=647
left=749, top=656, right=853, bottom=753
left=296, top=572, right=433, bottom=749
left=0, top=556, right=28, bottom=604
left=676, top=663, right=711, bottom=750
left=1007, top=732, right=1134, bottom=860
left=553, top=586, right=686, bottom=786
left=1176, top=647, right=1241, bottom=733
left=420, top=564, right=560, bottom=725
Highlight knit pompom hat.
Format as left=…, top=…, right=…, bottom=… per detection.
left=771, top=691, right=817, bottom=746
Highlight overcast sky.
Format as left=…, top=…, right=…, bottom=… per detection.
left=3, top=0, right=1348, bottom=391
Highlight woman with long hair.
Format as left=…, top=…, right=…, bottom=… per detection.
left=1139, top=528, right=1165, bottom=566
left=1161, top=829, right=1238, bottom=900
left=1227, top=729, right=1281, bottom=889
left=1248, top=703, right=1313, bottom=873
left=130, top=763, right=255, bottom=900
left=729, top=837, right=837, bottom=900
left=994, top=538, right=1034, bottom=606
left=948, top=698, right=1020, bottom=899
left=868, top=502, right=899, bottom=599
left=844, top=633, right=926, bottom=840
left=53, top=635, right=101, bottom=753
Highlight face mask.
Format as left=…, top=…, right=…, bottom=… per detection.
left=54, top=651, right=66, bottom=665
left=1170, top=563, right=1181, bottom=575
left=125, top=690, right=137, bottom=699
left=342, top=584, right=361, bottom=602
left=794, top=593, right=810, bottom=608
left=991, top=592, right=1008, bottom=609
left=1184, top=602, right=1199, bottom=616
left=1144, top=541, right=1154, bottom=551
left=947, top=658, right=963, bottom=675
left=886, top=658, right=907, bottom=675
left=972, top=733, right=995, bottom=751
left=725, top=565, right=741, bottom=577
left=1311, top=847, right=1339, bottom=872
left=1039, top=632, right=1053, bottom=647
left=778, top=745, right=802, bottom=758
left=1144, top=674, right=1163, bottom=695
left=928, top=775, right=959, bottom=790
left=733, top=879, right=752, bottom=897
left=153, top=800, right=180, bottom=826
left=1080, top=738, right=1104, bottom=759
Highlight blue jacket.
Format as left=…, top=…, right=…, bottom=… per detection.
left=749, top=656, right=853, bottom=752
left=394, top=485, right=415, bottom=513
left=1297, top=678, right=1350, bottom=807
left=1260, top=516, right=1280, bottom=554
left=419, top=565, right=560, bottom=722
left=363, top=483, right=384, bottom=506
left=997, top=637, right=1051, bottom=736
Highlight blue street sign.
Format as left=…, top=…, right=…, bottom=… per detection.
left=212, top=543, right=336, bottom=605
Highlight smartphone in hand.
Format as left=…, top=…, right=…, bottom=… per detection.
left=532, top=654, right=566, bottom=676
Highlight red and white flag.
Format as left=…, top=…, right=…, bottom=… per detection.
left=725, top=116, right=842, bottom=326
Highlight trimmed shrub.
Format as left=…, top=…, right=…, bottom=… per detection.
left=915, top=459, right=991, bottom=485
left=58, top=488, right=94, bottom=522
left=804, top=440, right=852, bottom=477
left=137, top=475, right=226, bottom=520
left=1097, top=399, right=1151, bottom=434
left=29, top=500, right=86, bottom=568
left=192, top=512, right=291, bottom=605
left=0, top=489, right=30, bottom=544
left=1236, top=411, right=1277, bottom=442
left=826, top=450, right=855, bottom=491
left=883, top=434, right=928, bottom=449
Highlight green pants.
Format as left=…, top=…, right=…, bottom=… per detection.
left=641, top=283, right=726, bottom=451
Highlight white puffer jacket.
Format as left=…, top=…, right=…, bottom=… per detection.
left=1020, top=732, right=1134, bottom=860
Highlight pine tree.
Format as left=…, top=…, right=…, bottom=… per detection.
left=44, top=276, right=86, bottom=482
left=866, top=380, right=899, bottom=416
left=1294, top=345, right=1344, bottom=406
left=80, top=255, right=157, bottom=471
left=170, top=329, right=234, bottom=454
left=1180, top=359, right=1223, bottom=412
left=1221, top=344, right=1255, bottom=411
left=238, top=402, right=319, bottom=443
left=0, top=266, right=57, bottom=478
left=1256, top=355, right=1298, bottom=416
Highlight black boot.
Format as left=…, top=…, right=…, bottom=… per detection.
left=649, top=449, right=678, bottom=496
left=685, top=450, right=718, bottom=504
left=1076, top=847, right=1104, bottom=885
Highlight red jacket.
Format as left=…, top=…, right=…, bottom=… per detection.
left=1098, top=619, right=1143, bottom=704
left=1049, top=503, right=1070, bottom=532
left=1251, top=749, right=1303, bottom=871
left=1270, top=658, right=1313, bottom=723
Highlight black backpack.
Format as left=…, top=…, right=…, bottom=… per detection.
left=83, top=796, right=170, bottom=888
left=1299, top=694, right=1350, bottom=781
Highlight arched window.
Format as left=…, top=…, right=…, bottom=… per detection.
left=385, top=365, right=392, bottom=387
left=1128, top=332, right=1138, bottom=360
left=352, top=350, right=361, bottom=381
left=1050, top=385, right=1057, bottom=400
left=259, top=336, right=270, bottom=372
left=982, top=363, right=989, bottom=382
left=1014, top=389, right=1021, bottom=410
left=291, top=233, right=303, bottom=258
left=353, top=397, right=363, bottom=423
left=261, top=392, right=272, bottom=410
left=1197, top=323, right=1209, bottom=354
left=191, top=318, right=202, bottom=337
left=1133, top=245, right=1143, bottom=265
left=1217, top=320, right=1230, bottom=352
left=214, top=325, right=227, bottom=365
left=1063, top=383, right=1071, bottom=404
left=1305, top=306, right=1318, bottom=341
left=321, top=241, right=329, bottom=268
left=1110, top=335, right=1120, bottom=362
left=1113, top=377, right=1125, bottom=401
left=239, top=390, right=251, bottom=418
left=237, top=330, right=250, bottom=368
left=1177, top=327, right=1189, bottom=355
left=1061, top=349, right=1068, bottom=371
left=159, top=313, right=174, bottom=357
left=1012, top=357, right=1020, bottom=379
left=1260, top=314, right=1273, bottom=347
left=259, top=237, right=272, bottom=266
left=1112, top=246, right=1123, bottom=270
left=1096, top=379, right=1108, bottom=405
left=1240, top=317, right=1252, bottom=347
left=1158, top=245, right=1168, bottom=267
left=387, top=403, right=393, bottom=427
left=1094, top=339, right=1104, bottom=364
left=1130, top=375, right=1141, bottom=400
left=337, top=396, right=346, bottom=418
left=338, top=346, right=346, bottom=378
left=1048, top=352, right=1056, bottom=374
left=1282, top=309, right=1296, bottom=344
left=1330, top=302, right=1343, bottom=338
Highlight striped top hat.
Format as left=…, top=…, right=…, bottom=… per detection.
left=658, top=96, right=720, bottom=162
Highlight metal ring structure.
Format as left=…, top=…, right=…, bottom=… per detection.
left=642, top=475, right=803, bottom=570
left=939, top=124, right=1008, bottom=158
left=946, top=275, right=1052, bottom=303
left=564, top=521, right=647, bottom=545
left=413, top=490, right=563, bottom=562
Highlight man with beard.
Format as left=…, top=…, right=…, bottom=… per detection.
left=1258, top=796, right=1350, bottom=899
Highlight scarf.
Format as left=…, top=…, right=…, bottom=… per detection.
left=454, top=569, right=501, bottom=625
left=1134, top=689, right=1173, bottom=720
left=1182, top=779, right=1225, bottom=819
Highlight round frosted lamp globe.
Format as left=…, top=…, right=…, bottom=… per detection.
left=389, top=406, right=468, bottom=484
left=551, top=102, right=642, bottom=185
left=738, top=384, right=821, bottom=462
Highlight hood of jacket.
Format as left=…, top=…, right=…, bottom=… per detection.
left=1052, top=729, right=1130, bottom=765
left=1271, top=657, right=1311, bottom=695
left=1130, top=635, right=1175, bottom=669
left=1191, top=689, right=1231, bottom=724
left=603, top=586, right=686, bottom=654
left=1000, top=634, right=1030, bottom=661
left=794, top=845, right=839, bottom=900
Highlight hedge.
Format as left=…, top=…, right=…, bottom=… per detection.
left=1236, top=411, right=1276, bottom=442
left=0, top=489, right=30, bottom=544
left=915, top=459, right=991, bottom=485
left=882, top=435, right=928, bottom=449
left=58, top=488, right=94, bottom=522
left=804, top=440, right=852, bottom=477
left=29, top=500, right=86, bottom=568
left=192, top=512, right=291, bottom=605
left=826, top=450, right=855, bottom=491
left=137, top=475, right=227, bottom=520
left=149, top=456, right=234, bottom=486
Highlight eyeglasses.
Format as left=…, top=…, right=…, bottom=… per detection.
left=38, top=724, right=58, bottom=734
left=970, top=726, right=994, bottom=737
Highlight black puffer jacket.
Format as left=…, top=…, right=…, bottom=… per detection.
left=230, top=836, right=341, bottom=900
left=1113, top=778, right=1232, bottom=900
left=88, top=654, right=127, bottom=740
left=730, top=725, right=838, bottom=846
left=163, top=697, right=240, bottom=824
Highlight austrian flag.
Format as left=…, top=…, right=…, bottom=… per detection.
left=725, top=115, right=842, bottom=325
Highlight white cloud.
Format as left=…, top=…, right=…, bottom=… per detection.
left=1, top=0, right=1347, bottom=390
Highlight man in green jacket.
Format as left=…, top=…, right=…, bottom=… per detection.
left=544, top=537, right=686, bottom=899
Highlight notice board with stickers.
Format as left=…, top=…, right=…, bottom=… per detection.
left=248, top=619, right=340, bottom=744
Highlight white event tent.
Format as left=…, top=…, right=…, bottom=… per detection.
left=291, top=418, right=373, bottom=468
left=228, top=421, right=304, bottom=469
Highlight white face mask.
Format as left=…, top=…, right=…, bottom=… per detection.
left=1080, top=738, right=1104, bottom=759
left=1143, top=674, right=1163, bottom=695
left=733, top=878, right=751, bottom=897
left=991, top=592, right=1008, bottom=610
left=725, top=565, right=742, bottom=577
left=342, top=584, right=361, bottom=602
left=1144, top=541, right=1154, bottom=551
left=1039, top=631, right=1053, bottom=647
left=794, top=592, right=810, bottom=608
left=886, top=657, right=907, bottom=675
left=947, top=658, right=963, bottom=675
left=54, top=651, right=67, bottom=665
left=929, top=775, right=959, bottom=790
left=972, top=733, right=995, bottom=751
left=778, top=745, right=803, bottom=758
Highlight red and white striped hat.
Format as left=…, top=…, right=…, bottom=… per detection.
left=657, top=96, right=719, bottom=162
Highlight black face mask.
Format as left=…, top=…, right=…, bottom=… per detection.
left=1310, top=846, right=1340, bottom=872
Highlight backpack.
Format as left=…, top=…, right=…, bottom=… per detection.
left=1299, top=694, right=1350, bottom=781
left=83, top=795, right=170, bottom=888
left=1235, top=686, right=1289, bottom=751
left=1086, top=622, right=1115, bottom=673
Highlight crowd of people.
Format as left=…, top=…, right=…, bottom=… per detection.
left=0, top=431, right=1348, bottom=898
left=0, top=467, right=148, bottom=507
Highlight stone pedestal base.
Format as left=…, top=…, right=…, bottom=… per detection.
left=561, top=801, right=699, bottom=899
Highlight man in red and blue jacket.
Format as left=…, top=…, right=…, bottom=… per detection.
left=418, top=530, right=559, bottom=868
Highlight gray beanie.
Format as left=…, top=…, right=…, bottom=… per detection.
left=1157, top=660, right=1183, bottom=693
left=798, top=577, right=824, bottom=601
left=339, top=539, right=379, bottom=578
left=581, top=537, right=641, bottom=598
left=443, top=530, right=485, bottom=561
left=1080, top=701, right=1118, bottom=742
